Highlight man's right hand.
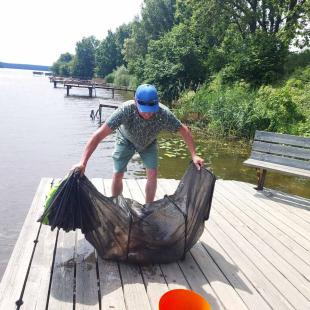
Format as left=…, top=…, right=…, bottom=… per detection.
left=71, top=163, right=86, bottom=176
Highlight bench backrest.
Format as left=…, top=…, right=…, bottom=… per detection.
left=250, top=131, right=310, bottom=171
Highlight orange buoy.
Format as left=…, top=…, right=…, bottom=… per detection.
left=159, top=289, right=211, bottom=310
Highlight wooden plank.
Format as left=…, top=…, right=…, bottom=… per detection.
left=224, top=181, right=310, bottom=251
left=92, top=178, right=126, bottom=310
left=240, top=183, right=310, bottom=224
left=213, top=195, right=310, bottom=299
left=222, top=182, right=310, bottom=242
left=252, top=140, right=310, bottom=160
left=250, top=151, right=309, bottom=170
left=199, top=229, right=272, bottom=309
left=22, top=178, right=64, bottom=309
left=103, top=179, right=152, bottom=310
left=157, top=179, right=272, bottom=309
left=124, top=179, right=145, bottom=204
left=20, top=212, right=59, bottom=309
left=255, top=131, right=310, bottom=148
left=161, top=181, right=308, bottom=306
left=118, top=262, right=152, bottom=310
left=139, top=264, right=169, bottom=310
left=205, top=222, right=294, bottom=309
left=233, top=182, right=310, bottom=230
left=210, top=207, right=310, bottom=309
left=154, top=180, right=192, bottom=292
left=219, top=181, right=310, bottom=265
left=0, top=178, right=52, bottom=309
left=244, top=158, right=310, bottom=177
left=155, top=180, right=225, bottom=310
left=125, top=179, right=169, bottom=310
left=156, top=178, right=178, bottom=196
left=178, top=251, right=225, bottom=310
left=97, top=258, right=126, bottom=310
left=99, top=103, right=118, bottom=109
left=215, top=182, right=310, bottom=280
left=190, top=242, right=248, bottom=310
left=47, top=230, right=76, bottom=310
left=75, top=229, right=100, bottom=310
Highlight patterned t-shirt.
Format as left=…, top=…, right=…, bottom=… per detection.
left=106, top=100, right=182, bottom=151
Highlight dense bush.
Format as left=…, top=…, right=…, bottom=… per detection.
left=105, top=66, right=138, bottom=89
left=174, top=66, right=310, bottom=137
left=175, top=82, right=257, bottom=137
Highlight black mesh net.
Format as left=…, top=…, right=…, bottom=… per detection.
left=39, top=162, right=216, bottom=263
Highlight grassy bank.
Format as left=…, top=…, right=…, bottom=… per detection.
left=173, top=66, right=310, bottom=138
left=106, top=61, right=310, bottom=140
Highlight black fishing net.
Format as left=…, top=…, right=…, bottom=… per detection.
left=39, top=162, right=216, bottom=263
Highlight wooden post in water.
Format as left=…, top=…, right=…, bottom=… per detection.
left=98, top=103, right=118, bottom=125
left=112, top=88, right=114, bottom=99
left=66, top=85, right=70, bottom=96
left=54, top=81, right=57, bottom=88
left=99, top=105, right=102, bottom=125
left=88, top=87, right=93, bottom=98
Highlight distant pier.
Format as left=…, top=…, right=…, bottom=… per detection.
left=50, top=76, right=135, bottom=98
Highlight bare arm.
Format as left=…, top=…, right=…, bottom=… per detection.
left=179, top=124, right=204, bottom=170
left=73, top=123, right=113, bottom=175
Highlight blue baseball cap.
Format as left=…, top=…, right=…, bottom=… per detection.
left=135, top=84, right=159, bottom=113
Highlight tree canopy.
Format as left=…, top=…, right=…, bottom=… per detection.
left=71, top=36, right=99, bottom=79
left=52, top=0, right=309, bottom=97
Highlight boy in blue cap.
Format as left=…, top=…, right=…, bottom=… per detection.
left=73, top=84, right=204, bottom=203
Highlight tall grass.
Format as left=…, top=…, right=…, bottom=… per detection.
left=105, top=65, right=138, bottom=89
left=174, top=66, right=309, bottom=138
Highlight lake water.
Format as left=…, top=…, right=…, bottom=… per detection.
left=0, top=69, right=309, bottom=280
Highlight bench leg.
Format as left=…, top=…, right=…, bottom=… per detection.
left=255, top=169, right=267, bottom=190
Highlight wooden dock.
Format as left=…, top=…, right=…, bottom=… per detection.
left=63, top=81, right=134, bottom=98
left=49, top=76, right=65, bottom=88
left=0, top=179, right=309, bottom=309
left=49, top=77, right=135, bottom=97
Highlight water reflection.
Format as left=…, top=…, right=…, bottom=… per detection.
left=152, top=132, right=310, bottom=199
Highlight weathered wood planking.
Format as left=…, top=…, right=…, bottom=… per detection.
left=244, top=158, right=310, bottom=177
left=0, top=178, right=53, bottom=309
left=244, top=131, right=310, bottom=190
left=255, top=130, right=310, bottom=147
left=124, top=180, right=169, bottom=310
left=103, top=179, right=152, bottom=310
left=92, top=178, right=126, bottom=310
left=47, top=230, right=76, bottom=310
left=1, top=178, right=310, bottom=310
left=217, top=181, right=310, bottom=281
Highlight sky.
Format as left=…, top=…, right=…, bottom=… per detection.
left=0, top=0, right=144, bottom=66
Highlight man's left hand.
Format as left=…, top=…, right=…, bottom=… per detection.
left=192, top=155, right=204, bottom=170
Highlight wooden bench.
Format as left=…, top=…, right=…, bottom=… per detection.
left=243, top=130, right=310, bottom=190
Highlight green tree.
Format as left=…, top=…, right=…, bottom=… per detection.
left=182, top=0, right=310, bottom=85
left=123, top=0, right=177, bottom=78
left=51, top=53, right=74, bottom=76
left=142, top=0, right=176, bottom=40
left=71, top=36, right=99, bottom=79
left=96, top=31, right=119, bottom=77
left=144, top=24, right=205, bottom=101
left=220, top=30, right=288, bottom=85
left=96, top=24, right=131, bottom=78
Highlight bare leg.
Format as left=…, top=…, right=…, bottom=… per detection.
left=145, top=168, right=157, bottom=203
left=112, top=172, right=124, bottom=197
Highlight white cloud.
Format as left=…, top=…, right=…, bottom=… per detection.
left=0, top=0, right=143, bottom=65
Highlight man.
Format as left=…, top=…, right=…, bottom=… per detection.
left=73, top=84, right=204, bottom=203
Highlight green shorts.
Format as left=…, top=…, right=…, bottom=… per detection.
left=112, top=139, right=158, bottom=173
